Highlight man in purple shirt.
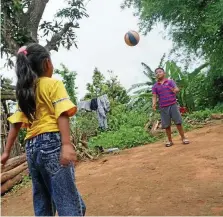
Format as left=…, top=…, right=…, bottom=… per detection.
left=152, top=67, right=190, bottom=147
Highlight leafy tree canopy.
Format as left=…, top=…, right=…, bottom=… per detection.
left=1, top=0, right=89, bottom=67
left=122, top=0, right=223, bottom=72
left=84, top=68, right=130, bottom=105
left=55, top=64, right=78, bottom=105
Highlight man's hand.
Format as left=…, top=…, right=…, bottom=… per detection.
left=1, top=151, right=10, bottom=167
left=60, top=144, right=77, bottom=166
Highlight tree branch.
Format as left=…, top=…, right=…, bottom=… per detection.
left=2, top=100, right=9, bottom=115
left=26, top=0, right=49, bottom=41
left=1, top=84, right=16, bottom=90
left=44, top=22, right=77, bottom=51
left=2, top=8, right=19, bottom=55
left=1, top=35, right=19, bottom=56
left=1, top=94, right=16, bottom=101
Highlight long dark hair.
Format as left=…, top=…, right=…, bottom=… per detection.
left=16, top=43, right=50, bottom=121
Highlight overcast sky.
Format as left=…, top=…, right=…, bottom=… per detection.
left=1, top=0, right=173, bottom=99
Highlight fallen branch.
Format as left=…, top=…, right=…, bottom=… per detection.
left=81, top=146, right=94, bottom=160
left=211, top=114, right=223, bottom=120
left=2, top=154, right=26, bottom=173
left=70, top=129, right=96, bottom=160
left=144, top=119, right=152, bottom=132
left=1, top=162, right=28, bottom=184
left=1, top=170, right=28, bottom=195
left=80, top=140, right=88, bottom=148
left=150, top=120, right=160, bottom=134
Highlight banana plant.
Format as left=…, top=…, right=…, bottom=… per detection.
left=164, top=61, right=209, bottom=111
left=129, top=59, right=209, bottom=112
left=128, top=62, right=156, bottom=94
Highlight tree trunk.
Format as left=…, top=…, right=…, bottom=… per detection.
left=1, top=154, right=26, bottom=173
left=1, top=170, right=29, bottom=195
left=1, top=162, right=28, bottom=184
left=26, top=0, right=49, bottom=41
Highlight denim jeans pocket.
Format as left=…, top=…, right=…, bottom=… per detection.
left=40, top=145, right=62, bottom=175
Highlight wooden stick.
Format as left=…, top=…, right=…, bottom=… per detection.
left=1, top=170, right=28, bottom=195
left=211, top=114, right=223, bottom=120
left=1, top=154, right=26, bottom=173
left=151, top=120, right=159, bottom=133
left=1, top=162, right=28, bottom=184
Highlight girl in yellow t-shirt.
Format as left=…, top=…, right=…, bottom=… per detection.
left=1, top=44, right=86, bottom=216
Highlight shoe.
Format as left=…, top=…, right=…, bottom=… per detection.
left=182, top=138, right=190, bottom=145
left=165, top=141, right=173, bottom=147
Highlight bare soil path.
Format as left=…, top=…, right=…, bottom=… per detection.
left=1, top=123, right=223, bottom=216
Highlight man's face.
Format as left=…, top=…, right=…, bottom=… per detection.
left=155, top=69, right=165, bottom=79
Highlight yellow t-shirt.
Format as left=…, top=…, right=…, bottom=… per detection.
left=8, top=77, right=77, bottom=140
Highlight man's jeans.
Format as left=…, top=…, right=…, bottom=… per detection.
left=25, top=132, right=86, bottom=216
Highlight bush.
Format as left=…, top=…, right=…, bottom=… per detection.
left=186, top=109, right=212, bottom=121
left=89, top=126, right=156, bottom=149
left=108, top=104, right=149, bottom=131
left=88, top=103, right=223, bottom=150
left=212, top=103, right=223, bottom=113
left=185, top=103, right=223, bottom=122
left=72, top=111, right=98, bottom=136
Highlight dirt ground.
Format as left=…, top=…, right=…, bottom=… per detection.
left=1, top=123, right=223, bottom=216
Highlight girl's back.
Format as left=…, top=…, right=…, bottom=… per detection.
left=9, top=76, right=76, bottom=140
left=1, top=43, right=85, bottom=216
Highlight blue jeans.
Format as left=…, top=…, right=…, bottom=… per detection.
left=25, top=132, right=86, bottom=216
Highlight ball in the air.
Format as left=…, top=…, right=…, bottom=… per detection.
left=124, top=30, right=140, bottom=46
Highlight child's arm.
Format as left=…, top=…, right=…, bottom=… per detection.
left=1, top=123, right=22, bottom=165
left=51, top=80, right=78, bottom=166
left=58, top=113, right=77, bottom=166
left=169, top=80, right=179, bottom=94
left=152, top=94, right=157, bottom=111
left=172, top=86, right=179, bottom=93
left=152, top=85, right=157, bottom=111
left=58, top=114, right=71, bottom=145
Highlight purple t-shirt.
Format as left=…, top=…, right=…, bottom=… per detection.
left=152, top=79, right=177, bottom=108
